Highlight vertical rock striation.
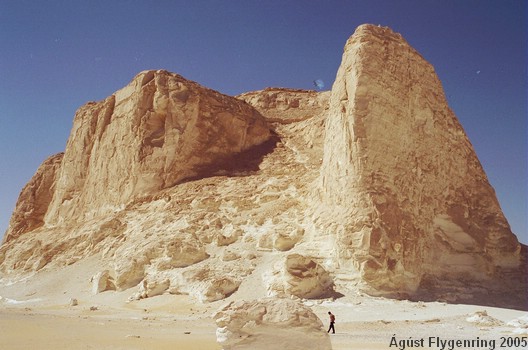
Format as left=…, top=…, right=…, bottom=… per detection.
left=316, top=24, right=521, bottom=296
left=39, top=70, right=271, bottom=226
left=3, top=153, right=63, bottom=243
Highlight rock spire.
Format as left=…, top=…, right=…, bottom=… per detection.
left=316, top=24, right=521, bottom=296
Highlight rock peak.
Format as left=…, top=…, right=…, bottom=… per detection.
left=342, top=24, right=426, bottom=65
left=316, top=24, right=522, bottom=301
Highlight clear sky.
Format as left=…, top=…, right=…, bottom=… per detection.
left=0, top=0, right=526, bottom=244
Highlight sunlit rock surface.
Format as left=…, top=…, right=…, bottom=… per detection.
left=315, top=24, right=522, bottom=300
left=0, top=25, right=524, bottom=310
left=214, top=298, right=332, bottom=350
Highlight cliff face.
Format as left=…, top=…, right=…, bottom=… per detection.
left=316, top=24, right=520, bottom=295
left=39, top=70, right=270, bottom=227
left=3, top=153, right=63, bottom=243
left=1, top=25, right=524, bottom=309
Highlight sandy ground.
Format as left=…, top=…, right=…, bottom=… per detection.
left=0, top=309, right=220, bottom=350
left=2, top=295, right=527, bottom=350
left=1, top=257, right=527, bottom=349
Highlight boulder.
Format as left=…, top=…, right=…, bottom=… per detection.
left=214, top=298, right=331, bottom=350
left=131, top=277, right=170, bottom=300
left=91, top=270, right=114, bottom=294
left=179, top=267, right=241, bottom=303
left=264, top=254, right=333, bottom=299
left=112, top=232, right=209, bottom=291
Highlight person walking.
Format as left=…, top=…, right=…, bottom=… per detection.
left=327, top=311, right=336, bottom=334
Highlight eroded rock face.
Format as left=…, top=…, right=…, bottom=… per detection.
left=237, top=88, right=329, bottom=124
left=112, top=230, right=209, bottom=291
left=0, top=25, right=524, bottom=309
left=316, top=24, right=521, bottom=295
left=264, top=254, right=333, bottom=299
left=43, top=70, right=271, bottom=226
left=239, top=88, right=330, bottom=168
left=3, top=153, right=63, bottom=243
left=214, top=298, right=332, bottom=350
left=91, top=270, right=115, bottom=294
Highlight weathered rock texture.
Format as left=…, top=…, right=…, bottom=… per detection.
left=3, top=153, right=63, bottom=243
left=42, top=70, right=271, bottom=226
left=237, top=87, right=329, bottom=124
left=0, top=73, right=326, bottom=302
left=91, top=270, right=115, bottom=294
left=315, top=24, right=522, bottom=297
left=0, top=25, right=525, bottom=310
left=264, top=254, right=334, bottom=299
left=214, top=298, right=331, bottom=350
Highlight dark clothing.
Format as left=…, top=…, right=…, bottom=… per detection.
left=328, top=313, right=336, bottom=333
left=327, top=321, right=335, bottom=333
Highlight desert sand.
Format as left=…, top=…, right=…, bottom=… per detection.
left=1, top=255, right=526, bottom=350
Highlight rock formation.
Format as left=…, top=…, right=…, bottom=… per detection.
left=3, top=153, right=63, bottom=243
left=214, top=298, right=332, bottom=350
left=237, top=87, right=329, bottom=124
left=43, top=70, right=270, bottom=228
left=0, top=25, right=525, bottom=310
left=91, top=270, right=114, bottom=294
left=264, top=254, right=334, bottom=299
left=315, top=24, right=522, bottom=298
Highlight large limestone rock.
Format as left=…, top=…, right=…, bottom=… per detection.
left=214, top=298, right=332, bottom=350
left=0, top=25, right=524, bottom=310
left=42, top=70, right=271, bottom=226
left=316, top=24, right=521, bottom=296
left=264, top=254, right=333, bottom=299
left=111, top=229, right=210, bottom=291
left=3, top=153, right=63, bottom=243
left=0, top=69, right=273, bottom=289
left=167, top=256, right=255, bottom=302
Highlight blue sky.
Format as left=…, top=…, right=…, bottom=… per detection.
left=0, top=0, right=526, bottom=244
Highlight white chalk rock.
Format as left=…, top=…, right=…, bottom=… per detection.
left=265, top=254, right=333, bottom=299
left=168, top=264, right=245, bottom=303
left=91, top=270, right=114, bottom=294
left=214, top=298, right=332, bottom=350
left=112, top=233, right=209, bottom=291
left=140, top=277, right=170, bottom=298
left=316, top=23, right=521, bottom=295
